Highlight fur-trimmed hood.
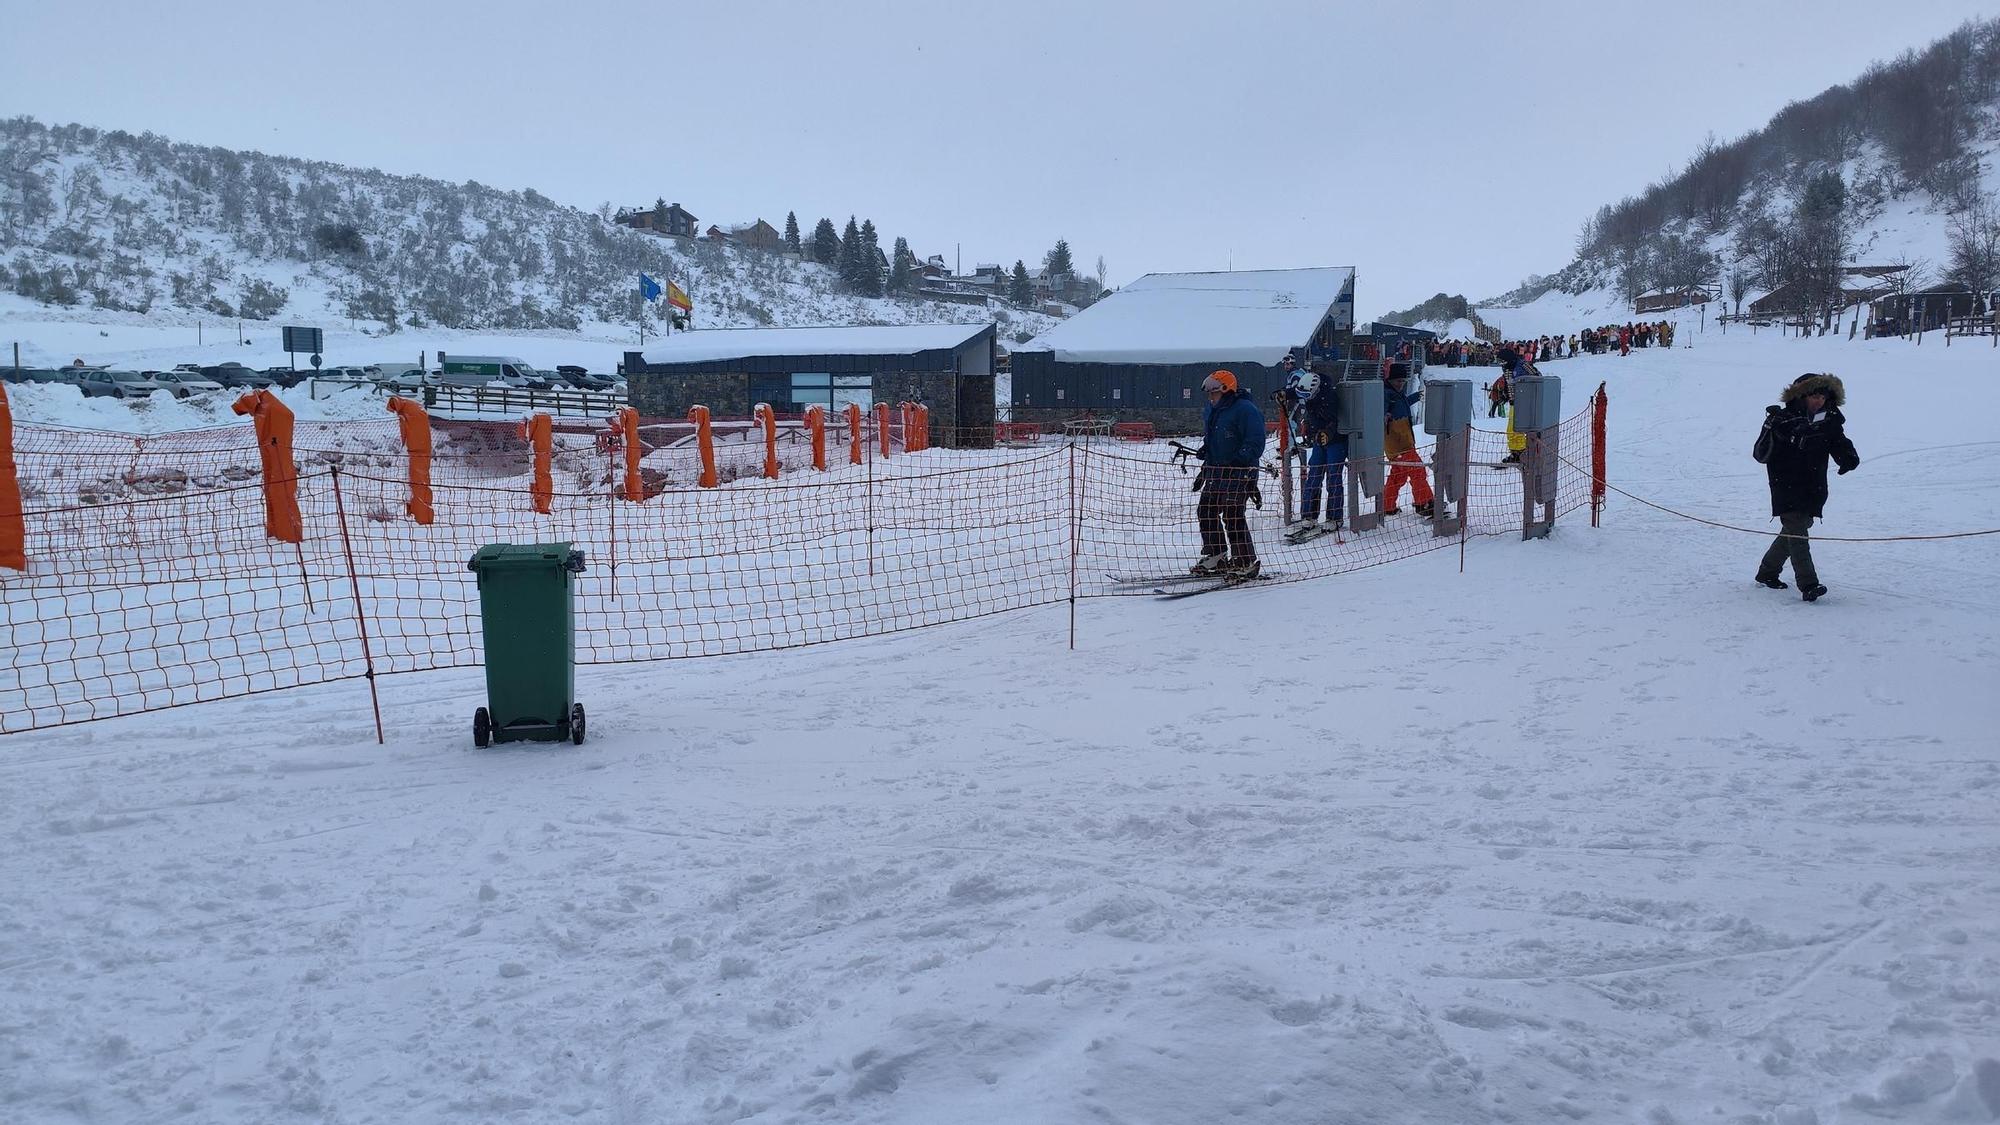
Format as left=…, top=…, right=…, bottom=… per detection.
left=1780, top=373, right=1846, bottom=407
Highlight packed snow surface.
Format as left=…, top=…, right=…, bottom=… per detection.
left=3, top=324, right=1999, bottom=1123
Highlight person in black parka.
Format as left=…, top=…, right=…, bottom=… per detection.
left=1754, top=373, right=1860, bottom=602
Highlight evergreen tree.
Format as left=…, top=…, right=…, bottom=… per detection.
left=653, top=197, right=668, bottom=228
left=784, top=211, right=801, bottom=254
left=1043, top=239, right=1075, bottom=281
left=888, top=236, right=912, bottom=294
left=1009, top=260, right=1033, bottom=305
left=857, top=219, right=883, bottom=296
left=838, top=216, right=863, bottom=289
left=811, top=217, right=839, bottom=266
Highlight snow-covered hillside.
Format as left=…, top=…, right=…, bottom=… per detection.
left=1422, top=20, right=2000, bottom=340
left=0, top=118, right=1058, bottom=344
left=3, top=327, right=1998, bottom=1123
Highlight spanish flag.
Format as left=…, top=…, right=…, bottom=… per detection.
left=666, top=279, right=692, bottom=312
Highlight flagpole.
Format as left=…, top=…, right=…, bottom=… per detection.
left=637, top=274, right=645, bottom=348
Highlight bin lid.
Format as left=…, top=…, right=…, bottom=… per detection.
left=467, top=542, right=581, bottom=572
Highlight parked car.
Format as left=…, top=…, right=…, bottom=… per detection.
left=261, top=367, right=310, bottom=388
left=201, top=362, right=273, bottom=389
left=149, top=370, right=227, bottom=398
left=321, top=365, right=374, bottom=383
left=371, top=365, right=431, bottom=390
left=78, top=370, right=167, bottom=399
left=557, top=365, right=615, bottom=391
left=2, top=367, right=68, bottom=384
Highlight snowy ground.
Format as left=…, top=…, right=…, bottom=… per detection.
left=3, top=327, right=1999, bottom=1124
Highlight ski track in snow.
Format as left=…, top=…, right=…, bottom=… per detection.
left=3, top=328, right=2000, bottom=1123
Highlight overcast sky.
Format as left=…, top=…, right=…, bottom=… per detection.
left=7, top=0, right=1997, bottom=316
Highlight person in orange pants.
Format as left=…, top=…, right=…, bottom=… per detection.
left=1381, top=362, right=1433, bottom=517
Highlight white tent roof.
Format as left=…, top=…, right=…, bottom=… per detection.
left=1024, top=267, right=1355, bottom=365
left=634, top=323, right=991, bottom=366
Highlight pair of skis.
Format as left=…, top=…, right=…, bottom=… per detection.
left=1106, top=570, right=1279, bottom=600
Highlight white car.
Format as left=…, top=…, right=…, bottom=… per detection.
left=149, top=370, right=226, bottom=398
left=321, top=365, right=375, bottom=383
left=381, top=368, right=434, bottom=392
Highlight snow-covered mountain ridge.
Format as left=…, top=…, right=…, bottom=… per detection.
left=1397, top=19, right=2000, bottom=337
left=0, top=116, right=1058, bottom=343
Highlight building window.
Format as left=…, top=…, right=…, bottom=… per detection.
left=1056, top=388, right=1065, bottom=401
left=1112, top=388, right=1121, bottom=400
left=1182, top=387, right=1192, bottom=399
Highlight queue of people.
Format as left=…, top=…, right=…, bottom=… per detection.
left=1426, top=320, right=1679, bottom=369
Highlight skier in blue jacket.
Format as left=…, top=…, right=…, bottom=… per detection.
left=1192, top=369, right=1266, bottom=577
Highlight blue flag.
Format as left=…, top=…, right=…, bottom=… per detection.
left=639, top=272, right=663, bottom=302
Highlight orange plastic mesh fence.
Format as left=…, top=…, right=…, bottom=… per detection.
left=1, top=403, right=1599, bottom=734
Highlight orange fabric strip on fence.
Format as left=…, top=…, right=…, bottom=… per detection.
left=518, top=412, right=553, bottom=514
left=0, top=385, right=24, bottom=570
left=1591, top=382, right=1609, bottom=526
left=689, top=405, right=719, bottom=487
left=875, top=402, right=893, bottom=459
left=386, top=397, right=435, bottom=524
left=805, top=405, right=827, bottom=471
left=845, top=403, right=863, bottom=465
left=616, top=407, right=643, bottom=502
left=230, top=389, right=303, bottom=544
left=754, top=402, right=780, bottom=479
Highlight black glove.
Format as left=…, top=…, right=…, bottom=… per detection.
left=1838, top=459, right=1857, bottom=475
left=1190, top=468, right=1206, bottom=493
left=1766, top=405, right=1783, bottom=415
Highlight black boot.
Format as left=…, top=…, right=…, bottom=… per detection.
left=1800, top=584, right=1828, bottom=602
left=1754, top=574, right=1788, bottom=590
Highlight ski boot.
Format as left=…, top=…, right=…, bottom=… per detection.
left=1190, top=552, right=1227, bottom=577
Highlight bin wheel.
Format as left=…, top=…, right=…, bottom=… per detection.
left=473, top=707, right=491, bottom=748
left=570, top=703, right=586, bottom=746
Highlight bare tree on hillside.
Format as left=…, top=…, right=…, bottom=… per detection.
left=1945, top=195, right=2000, bottom=303
left=1728, top=270, right=1752, bottom=315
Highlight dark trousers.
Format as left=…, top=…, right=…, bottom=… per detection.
left=1197, top=469, right=1257, bottom=561
left=1759, top=511, right=1819, bottom=587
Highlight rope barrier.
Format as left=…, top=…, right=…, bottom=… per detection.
left=1558, top=448, right=2000, bottom=543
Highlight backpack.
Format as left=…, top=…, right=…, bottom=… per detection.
left=1752, top=413, right=1777, bottom=464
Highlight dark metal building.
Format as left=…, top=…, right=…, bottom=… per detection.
left=622, top=323, right=997, bottom=448
left=1008, top=267, right=1356, bottom=433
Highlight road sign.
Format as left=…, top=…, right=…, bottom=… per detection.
left=283, top=326, right=324, bottom=354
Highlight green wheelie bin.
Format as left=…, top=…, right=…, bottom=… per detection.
left=466, top=542, right=587, bottom=746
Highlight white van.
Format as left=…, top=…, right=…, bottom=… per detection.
left=437, top=354, right=550, bottom=389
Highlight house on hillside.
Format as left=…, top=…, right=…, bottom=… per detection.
left=704, top=219, right=784, bottom=252
left=1009, top=267, right=1357, bottom=433
left=1868, top=283, right=1987, bottom=334
left=622, top=323, right=998, bottom=448
left=1749, top=275, right=1897, bottom=324
left=1633, top=286, right=1713, bottom=315
left=615, top=203, right=698, bottom=238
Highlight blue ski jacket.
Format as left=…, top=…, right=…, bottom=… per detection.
left=1201, top=391, right=1266, bottom=468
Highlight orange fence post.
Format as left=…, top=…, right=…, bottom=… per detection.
left=805, top=405, right=827, bottom=471
left=1591, top=381, right=1608, bottom=528
left=875, top=402, right=893, bottom=458
left=0, top=384, right=23, bottom=570
left=385, top=397, right=435, bottom=524
left=918, top=405, right=930, bottom=451
left=230, top=389, right=303, bottom=544
left=689, top=405, right=719, bottom=487
left=753, top=402, right=780, bottom=479
left=615, top=406, right=643, bottom=501
left=518, top=412, right=554, bottom=514
left=845, top=402, right=863, bottom=465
